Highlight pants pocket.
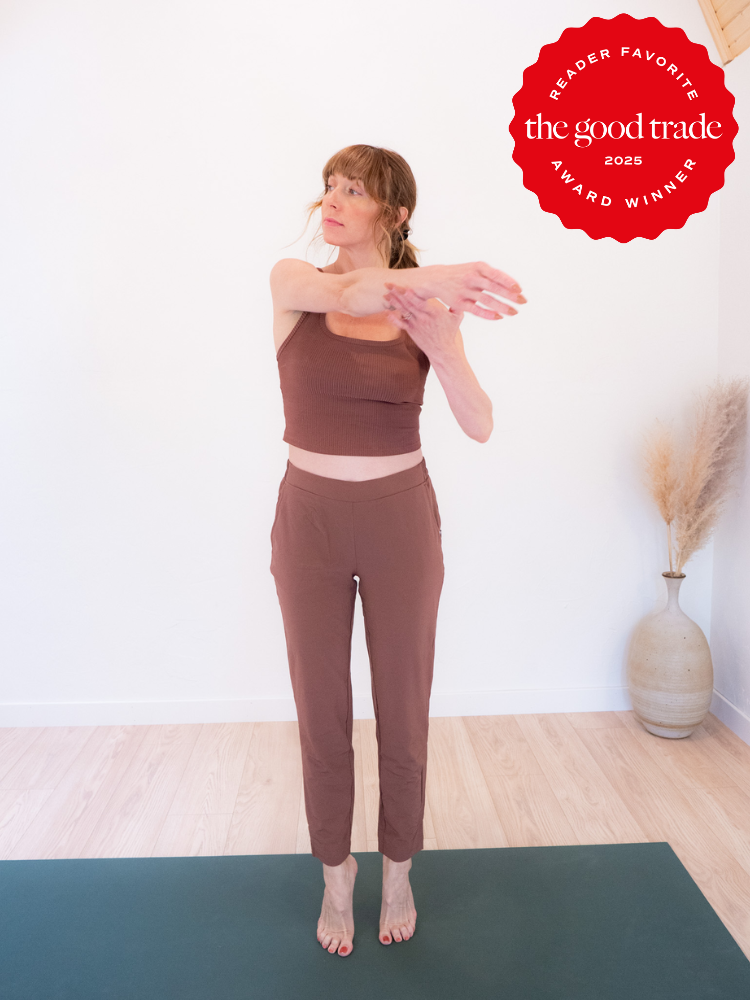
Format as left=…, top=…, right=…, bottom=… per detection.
left=426, top=477, right=441, bottom=535
left=270, top=477, right=287, bottom=540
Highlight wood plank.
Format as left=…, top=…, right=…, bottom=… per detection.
left=422, top=774, right=436, bottom=843
left=358, top=718, right=381, bottom=853
left=715, top=0, right=749, bottom=29
left=465, top=715, right=579, bottom=847
left=0, top=726, right=96, bottom=791
left=350, top=720, right=368, bottom=853
left=616, top=709, right=650, bottom=733
left=579, top=726, right=750, bottom=957
left=152, top=813, right=233, bottom=857
left=613, top=715, right=738, bottom=791
left=464, top=714, right=544, bottom=778
left=726, top=7, right=750, bottom=44
left=729, top=23, right=750, bottom=56
left=167, top=722, right=254, bottom=816
left=296, top=778, right=312, bottom=854
left=564, top=712, right=625, bottom=730
left=224, top=722, right=302, bottom=856
left=698, top=0, right=734, bottom=61
left=0, top=729, right=45, bottom=783
left=693, top=712, right=750, bottom=791
left=426, top=717, right=507, bottom=850
left=80, top=724, right=201, bottom=858
left=7, top=725, right=149, bottom=860
left=0, top=789, right=53, bottom=859
left=688, top=784, right=750, bottom=879
left=515, top=713, right=646, bottom=844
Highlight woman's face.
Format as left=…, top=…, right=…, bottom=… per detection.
left=321, top=173, right=381, bottom=249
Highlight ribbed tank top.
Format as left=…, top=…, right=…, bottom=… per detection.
left=276, top=268, right=430, bottom=456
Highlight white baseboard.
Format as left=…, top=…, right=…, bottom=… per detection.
left=710, top=688, right=750, bottom=747
left=426, top=685, right=635, bottom=718
left=1, top=688, right=746, bottom=748
left=0, top=685, right=634, bottom=728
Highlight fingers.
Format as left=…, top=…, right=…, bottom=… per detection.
left=477, top=263, right=523, bottom=295
left=384, top=286, right=426, bottom=314
left=476, top=292, right=517, bottom=316
left=470, top=264, right=526, bottom=304
left=385, top=271, right=525, bottom=319
left=468, top=304, right=505, bottom=320
left=388, top=285, right=506, bottom=321
left=475, top=279, right=525, bottom=304
left=489, top=285, right=526, bottom=305
left=383, top=289, right=423, bottom=327
left=384, top=265, right=526, bottom=304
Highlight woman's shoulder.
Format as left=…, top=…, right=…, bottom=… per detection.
left=269, top=258, right=323, bottom=282
left=271, top=260, right=327, bottom=270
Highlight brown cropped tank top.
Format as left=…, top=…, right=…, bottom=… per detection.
left=276, top=268, right=431, bottom=456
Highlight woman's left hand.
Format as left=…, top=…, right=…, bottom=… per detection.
left=383, top=285, right=466, bottom=361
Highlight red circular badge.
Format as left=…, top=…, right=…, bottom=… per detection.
left=510, top=14, right=737, bottom=242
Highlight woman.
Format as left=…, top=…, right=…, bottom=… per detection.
left=269, top=145, right=525, bottom=958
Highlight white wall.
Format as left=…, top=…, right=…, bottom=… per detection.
left=0, top=0, right=733, bottom=727
left=709, top=49, right=750, bottom=745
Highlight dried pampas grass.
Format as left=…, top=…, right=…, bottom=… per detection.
left=642, top=376, right=749, bottom=574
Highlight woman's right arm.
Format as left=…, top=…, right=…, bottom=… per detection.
left=270, top=258, right=525, bottom=320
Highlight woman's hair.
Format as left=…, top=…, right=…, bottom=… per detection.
left=304, top=145, right=420, bottom=269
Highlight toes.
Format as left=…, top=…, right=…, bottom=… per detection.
left=392, top=928, right=403, bottom=942
left=321, top=932, right=351, bottom=954
left=380, top=930, right=392, bottom=945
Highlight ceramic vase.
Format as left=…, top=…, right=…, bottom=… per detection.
left=626, top=572, right=713, bottom=739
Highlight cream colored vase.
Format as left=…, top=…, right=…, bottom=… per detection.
left=626, top=572, right=713, bottom=739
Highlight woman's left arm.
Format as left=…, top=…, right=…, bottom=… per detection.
left=384, top=285, right=495, bottom=443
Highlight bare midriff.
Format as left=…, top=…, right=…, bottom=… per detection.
left=287, top=444, right=423, bottom=482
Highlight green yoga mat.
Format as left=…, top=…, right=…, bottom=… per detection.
left=1, top=843, right=748, bottom=999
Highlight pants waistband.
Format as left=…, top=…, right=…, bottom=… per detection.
left=284, top=458, right=428, bottom=501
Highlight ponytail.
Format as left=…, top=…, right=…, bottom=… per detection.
left=387, top=224, right=419, bottom=269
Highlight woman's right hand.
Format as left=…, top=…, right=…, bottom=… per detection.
left=386, top=262, right=526, bottom=320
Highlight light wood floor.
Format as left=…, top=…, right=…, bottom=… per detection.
left=2, top=710, right=750, bottom=959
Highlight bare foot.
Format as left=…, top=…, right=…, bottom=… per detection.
left=379, top=855, right=417, bottom=945
left=317, top=854, right=357, bottom=956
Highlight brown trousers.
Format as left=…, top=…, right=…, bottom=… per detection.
left=270, top=457, right=444, bottom=866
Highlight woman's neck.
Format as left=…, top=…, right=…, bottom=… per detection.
left=328, top=246, right=388, bottom=274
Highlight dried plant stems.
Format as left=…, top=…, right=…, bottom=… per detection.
left=667, top=522, right=674, bottom=575
left=643, top=376, right=749, bottom=574
left=643, top=421, right=680, bottom=572
left=674, top=377, right=749, bottom=572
